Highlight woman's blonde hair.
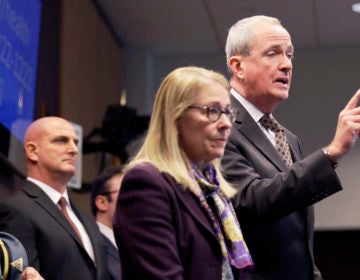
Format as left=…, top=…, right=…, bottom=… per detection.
left=126, top=66, right=235, bottom=196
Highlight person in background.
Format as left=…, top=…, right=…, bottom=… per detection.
left=91, top=166, right=123, bottom=280
left=221, top=15, right=360, bottom=280
left=113, top=66, right=254, bottom=280
left=0, top=116, right=110, bottom=280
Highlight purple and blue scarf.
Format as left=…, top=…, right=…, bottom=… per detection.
left=191, top=162, right=254, bottom=279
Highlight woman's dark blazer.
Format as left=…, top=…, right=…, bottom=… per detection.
left=113, top=163, right=227, bottom=280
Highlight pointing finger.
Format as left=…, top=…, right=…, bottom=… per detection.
left=344, top=88, right=360, bottom=110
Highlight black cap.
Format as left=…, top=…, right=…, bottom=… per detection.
left=0, top=232, right=28, bottom=280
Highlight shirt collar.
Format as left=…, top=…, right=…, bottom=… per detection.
left=231, top=88, right=272, bottom=123
left=27, top=177, right=70, bottom=206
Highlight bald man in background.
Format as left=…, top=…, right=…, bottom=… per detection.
left=0, top=117, right=110, bottom=280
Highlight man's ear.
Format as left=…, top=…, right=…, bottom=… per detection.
left=95, top=196, right=108, bottom=212
left=25, top=142, right=39, bottom=162
left=229, top=56, right=245, bottom=79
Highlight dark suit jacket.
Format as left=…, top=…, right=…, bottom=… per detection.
left=221, top=96, right=342, bottom=280
left=102, top=234, right=121, bottom=280
left=0, top=180, right=110, bottom=280
left=113, top=163, right=242, bottom=280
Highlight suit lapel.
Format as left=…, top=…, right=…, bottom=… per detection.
left=164, top=173, right=218, bottom=241
left=22, top=182, right=85, bottom=246
left=232, top=98, right=288, bottom=171
left=73, top=206, right=99, bottom=259
left=276, top=133, right=314, bottom=230
left=73, top=206, right=102, bottom=278
left=103, top=236, right=120, bottom=261
left=231, top=96, right=311, bottom=226
left=284, top=130, right=302, bottom=163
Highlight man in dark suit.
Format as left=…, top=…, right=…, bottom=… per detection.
left=91, top=166, right=123, bottom=280
left=221, top=15, right=360, bottom=280
left=0, top=116, right=110, bottom=280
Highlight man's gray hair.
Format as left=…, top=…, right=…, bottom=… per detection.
left=225, top=15, right=282, bottom=73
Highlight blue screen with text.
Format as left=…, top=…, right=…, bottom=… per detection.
left=0, top=0, right=42, bottom=142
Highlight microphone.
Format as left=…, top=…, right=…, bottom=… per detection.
left=0, top=232, right=28, bottom=280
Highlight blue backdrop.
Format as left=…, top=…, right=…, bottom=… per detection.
left=0, top=0, right=42, bottom=141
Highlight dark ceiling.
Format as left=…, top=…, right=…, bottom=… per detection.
left=94, top=0, right=360, bottom=55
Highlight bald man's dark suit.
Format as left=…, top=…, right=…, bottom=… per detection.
left=221, top=96, right=342, bottom=280
left=0, top=180, right=110, bottom=280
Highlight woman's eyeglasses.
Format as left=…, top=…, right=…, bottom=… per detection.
left=188, top=106, right=237, bottom=123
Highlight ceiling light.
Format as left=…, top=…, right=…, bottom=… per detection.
left=351, top=2, right=360, bottom=13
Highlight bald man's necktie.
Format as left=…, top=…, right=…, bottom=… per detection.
left=260, top=115, right=293, bottom=168
left=59, top=197, right=83, bottom=242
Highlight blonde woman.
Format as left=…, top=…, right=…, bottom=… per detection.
left=113, top=66, right=253, bottom=280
